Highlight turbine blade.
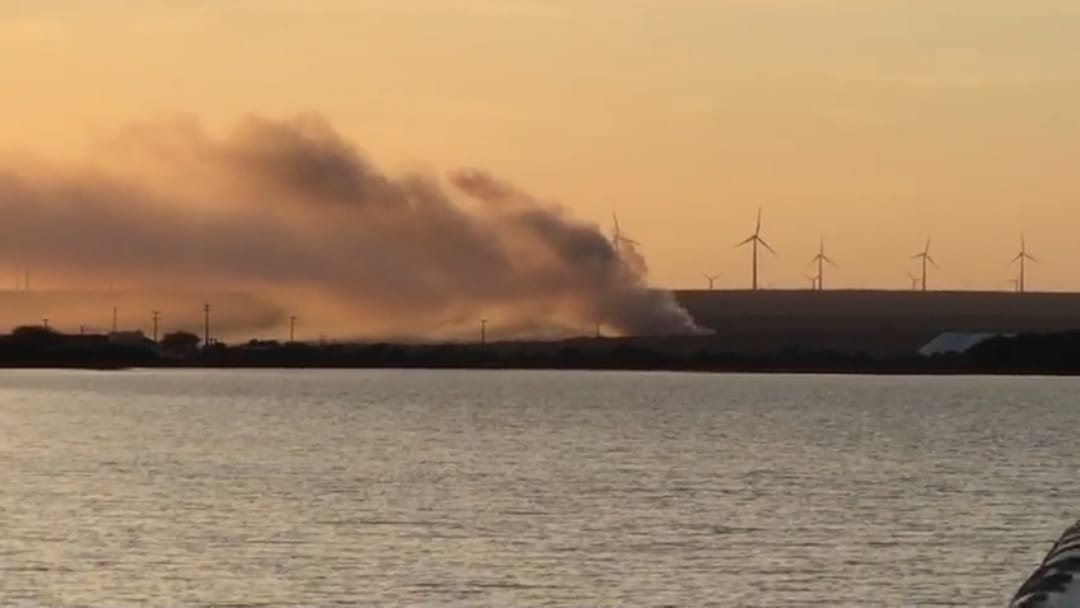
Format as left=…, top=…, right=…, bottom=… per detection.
left=824, top=255, right=837, bottom=266
left=758, top=237, right=777, bottom=255
left=927, top=255, right=940, bottom=269
left=925, top=235, right=932, bottom=253
left=1010, top=252, right=1023, bottom=264
left=911, top=253, right=924, bottom=260
left=735, top=235, right=755, bottom=247
left=1026, top=253, right=1039, bottom=263
left=755, top=207, right=762, bottom=234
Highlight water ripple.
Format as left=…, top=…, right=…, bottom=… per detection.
left=0, top=369, right=1075, bottom=606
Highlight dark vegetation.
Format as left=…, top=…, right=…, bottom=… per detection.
left=1, top=325, right=1078, bottom=374
left=963, top=331, right=1080, bottom=374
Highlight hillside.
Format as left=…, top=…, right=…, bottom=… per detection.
left=673, top=289, right=1080, bottom=356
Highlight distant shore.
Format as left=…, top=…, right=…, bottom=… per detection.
left=2, top=326, right=1080, bottom=375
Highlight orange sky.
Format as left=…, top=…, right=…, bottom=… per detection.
left=2, top=0, right=1078, bottom=292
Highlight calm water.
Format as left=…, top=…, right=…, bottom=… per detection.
left=0, top=370, right=1077, bottom=607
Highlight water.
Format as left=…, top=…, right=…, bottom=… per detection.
left=0, top=370, right=1076, bottom=607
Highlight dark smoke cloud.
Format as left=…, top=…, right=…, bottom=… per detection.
left=0, top=114, right=707, bottom=340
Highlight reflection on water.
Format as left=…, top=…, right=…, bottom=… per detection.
left=0, top=369, right=1076, bottom=606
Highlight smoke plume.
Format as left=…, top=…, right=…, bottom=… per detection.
left=0, top=114, right=706, bottom=340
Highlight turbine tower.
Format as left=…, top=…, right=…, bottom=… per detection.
left=809, top=236, right=836, bottom=291
left=911, top=236, right=939, bottom=292
left=735, top=208, right=776, bottom=290
left=1010, top=233, right=1038, bottom=293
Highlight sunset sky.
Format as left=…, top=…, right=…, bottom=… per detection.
left=2, top=0, right=1078, bottom=292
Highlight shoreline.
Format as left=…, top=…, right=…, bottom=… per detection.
left=4, top=327, right=1080, bottom=376
left=2, top=361, right=1078, bottom=377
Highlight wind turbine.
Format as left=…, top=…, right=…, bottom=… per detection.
left=703, top=273, right=721, bottom=290
left=907, top=271, right=921, bottom=291
left=735, top=208, right=776, bottom=290
left=1010, top=233, right=1037, bottom=293
left=911, top=236, right=939, bottom=292
left=611, top=210, right=640, bottom=254
left=809, top=236, right=837, bottom=291
left=806, top=275, right=819, bottom=290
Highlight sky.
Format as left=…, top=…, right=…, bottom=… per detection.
left=1, top=0, right=1079, bottom=293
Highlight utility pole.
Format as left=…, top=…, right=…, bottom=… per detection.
left=289, top=315, right=297, bottom=343
left=203, top=304, right=211, bottom=348
left=152, top=311, right=160, bottom=343
left=480, top=319, right=487, bottom=346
